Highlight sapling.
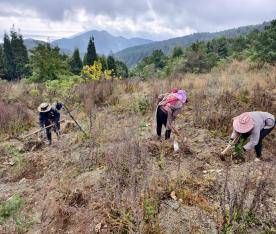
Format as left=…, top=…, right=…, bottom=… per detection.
left=233, top=138, right=247, bottom=158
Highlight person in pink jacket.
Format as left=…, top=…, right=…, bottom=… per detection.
left=156, top=88, right=187, bottom=140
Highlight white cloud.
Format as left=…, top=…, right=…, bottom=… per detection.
left=0, top=0, right=275, bottom=41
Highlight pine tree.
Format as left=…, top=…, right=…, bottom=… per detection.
left=10, top=29, right=31, bottom=79
left=253, top=20, right=276, bottom=63
left=0, top=45, right=4, bottom=79
left=107, top=55, right=116, bottom=76
left=69, top=48, right=83, bottom=75
left=172, top=46, right=183, bottom=58
left=83, top=53, right=88, bottom=66
left=2, top=33, right=15, bottom=80
left=115, top=60, right=128, bottom=78
left=217, top=37, right=228, bottom=58
left=30, top=44, right=68, bottom=82
left=86, top=36, right=97, bottom=66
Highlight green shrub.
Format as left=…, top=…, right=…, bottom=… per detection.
left=5, top=145, right=27, bottom=178
left=0, top=194, right=23, bottom=223
left=136, top=98, right=150, bottom=115
left=0, top=194, right=33, bottom=232
left=143, top=198, right=158, bottom=223
left=45, top=74, right=82, bottom=98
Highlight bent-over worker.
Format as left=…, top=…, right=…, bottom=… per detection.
left=156, top=88, right=188, bottom=140
left=231, top=111, right=275, bottom=161
left=38, top=102, right=63, bottom=145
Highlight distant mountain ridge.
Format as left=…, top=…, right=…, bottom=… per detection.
left=23, top=38, right=71, bottom=55
left=115, top=22, right=270, bottom=67
left=51, top=30, right=153, bottom=57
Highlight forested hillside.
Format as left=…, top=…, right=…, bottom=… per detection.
left=116, top=21, right=269, bottom=67
left=131, top=20, right=276, bottom=78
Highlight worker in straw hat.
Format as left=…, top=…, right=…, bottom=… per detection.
left=156, top=88, right=188, bottom=140
left=38, top=102, right=63, bottom=145
left=230, top=111, right=275, bottom=161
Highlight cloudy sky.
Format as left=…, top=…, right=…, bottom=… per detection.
left=0, top=0, right=275, bottom=41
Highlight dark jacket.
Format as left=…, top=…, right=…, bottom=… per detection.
left=39, top=108, right=60, bottom=128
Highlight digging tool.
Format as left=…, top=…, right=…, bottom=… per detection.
left=171, top=126, right=187, bottom=142
left=221, top=135, right=240, bottom=155
left=63, top=104, right=87, bottom=136
left=171, top=126, right=187, bottom=152
left=22, top=119, right=65, bottom=139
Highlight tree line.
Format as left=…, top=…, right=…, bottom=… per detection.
left=133, top=20, right=276, bottom=77
left=0, top=30, right=128, bottom=82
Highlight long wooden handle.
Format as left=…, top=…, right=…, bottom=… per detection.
left=23, top=119, right=65, bottom=139
left=221, top=135, right=240, bottom=155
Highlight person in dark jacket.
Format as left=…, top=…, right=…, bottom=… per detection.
left=51, top=102, right=63, bottom=132
left=38, top=102, right=62, bottom=145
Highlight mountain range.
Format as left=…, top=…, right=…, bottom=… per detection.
left=115, top=22, right=269, bottom=67
left=22, top=21, right=269, bottom=68
left=50, top=30, right=152, bottom=57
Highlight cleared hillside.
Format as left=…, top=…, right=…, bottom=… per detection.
left=0, top=61, right=275, bottom=233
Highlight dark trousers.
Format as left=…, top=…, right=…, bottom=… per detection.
left=156, top=106, right=171, bottom=139
left=46, top=127, right=52, bottom=143
left=45, top=117, right=60, bottom=143
left=241, top=125, right=274, bottom=158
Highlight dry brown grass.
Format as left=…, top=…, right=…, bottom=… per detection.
left=0, top=101, right=33, bottom=137
left=0, top=60, right=275, bottom=233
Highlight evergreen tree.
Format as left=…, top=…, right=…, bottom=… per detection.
left=10, top=30, right=31, bottom=79
left=86, top=36, right=97, bottom=66
left=30, top=44, right=68, bottom=82
left=83, top=53, right=87, bottom=66
left=0, top=45, right=4, bottom=79
left=216, top=37, right=228, bottom=58
left=69, top=48, right=83, bottom=75
left=172, top=46, right=183, bottom=58
left=253, top=20, right=276, bottom=63
left=115, top=60, right=128, bottom=78
left=107, top=55, right=116, bottom=76
left=2, top=33, right=15, bottom=80
left=149, top=50, right=167, bottom=69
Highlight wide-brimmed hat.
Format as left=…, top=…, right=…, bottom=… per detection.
left=233, top=112, right=255, bottom=133
left=172, top=90, right=187, bottom=103
left=38, top=103, right=51, bottom=113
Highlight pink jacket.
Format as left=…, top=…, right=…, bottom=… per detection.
left=158, top=93, right=183, bottom=130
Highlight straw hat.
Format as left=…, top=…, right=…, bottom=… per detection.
left=233, top=112, right=255, bottom=133
left=38, top=103, right=51, bottom=113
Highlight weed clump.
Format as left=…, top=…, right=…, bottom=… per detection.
left=0, top=194, right=33, bottom=232
left=0, top=101, right=32, bottom=137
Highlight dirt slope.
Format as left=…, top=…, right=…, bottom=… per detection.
left=0, top=107, right=275, bottom=233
